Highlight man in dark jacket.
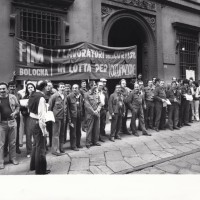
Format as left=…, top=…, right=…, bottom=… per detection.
left=84, top=85, right=101, bottom=148
left=108, top=85, right=125, bottom=142
left=127, top=84, right=151, bottom=137
left=154, top=79, right=167, bottom=132
left=166, top=81, right=181, bottom=131
left=49, top=82, right=70, bottom=156
left=67, top=84, right=83, bottom=151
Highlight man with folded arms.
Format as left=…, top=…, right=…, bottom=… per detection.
left=0, top=82, right=19, bottom=169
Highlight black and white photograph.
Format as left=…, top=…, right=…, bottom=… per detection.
left=1, top=0, right=200, bottom=199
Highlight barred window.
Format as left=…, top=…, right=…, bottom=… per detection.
left=19, top=8, right=61, bottom=46
left=177, top=32, right=198, bottom=79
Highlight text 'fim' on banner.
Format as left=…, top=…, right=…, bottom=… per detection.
left=16, top=38, right=137, bottom=80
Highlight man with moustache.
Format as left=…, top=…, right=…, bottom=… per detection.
left=0, top=82, right=19, bottom=169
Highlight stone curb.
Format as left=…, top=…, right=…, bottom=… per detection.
left=115, top=148, right=200, bottom=174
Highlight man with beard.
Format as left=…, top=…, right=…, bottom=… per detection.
left=127, top=83, right=151, bottom=137
left=49, top=82, right=70, bottom=156
left=0, top=82, right=19, bottom=169
left=67, top=84, right=83, bottom=151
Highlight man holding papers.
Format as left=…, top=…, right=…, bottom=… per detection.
left=154, top=79, right=167, bottom=132
left=167, top=81, right=181, bottom=131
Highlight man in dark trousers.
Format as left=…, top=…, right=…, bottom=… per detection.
left=49, top=82, right=69, bottom=156
left=166, top=81, right=181, bottom=131
left=154, top=79, right=167, bottom=132
left=127, top=83, right=151, bottom=137
left=108, top=85, right=125, bottom=142
left=45, top=81, right=56, bottom=148
left=144, top=80, right=155, bottom=129
left=79, top=80, right=88, bottom=132
left=120, top=79, right=132, bottom=135
left=28, top=80, right=50, bottom=174
left=180, top=79, right=192, bottom=126
left=84, top=85, right=101, bottom=148
left=97, top=81, right=108, bottom=142
left=67, top=84, right=83, bottom=151
left=0, top=82, right=20, bottom=170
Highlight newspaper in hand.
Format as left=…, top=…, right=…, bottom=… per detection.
left=45, top=111, right=55, bottom=122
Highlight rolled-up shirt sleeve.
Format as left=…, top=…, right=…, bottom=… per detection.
left=38, top=97, right=47, bottom=136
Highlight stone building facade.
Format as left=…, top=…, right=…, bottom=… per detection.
left=0, top=0, right=200, bottom=86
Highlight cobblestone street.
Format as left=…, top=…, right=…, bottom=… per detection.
left=1, top=120, right=200, bottom=175
left=130, top=151, right=200, bottom=174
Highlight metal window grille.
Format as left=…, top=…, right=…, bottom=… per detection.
left=19, top=8, right=61, bottom=46
left=177, top=32, right=198, bottom=79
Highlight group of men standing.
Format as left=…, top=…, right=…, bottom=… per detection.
left=0, top=74, right=199, bottom=174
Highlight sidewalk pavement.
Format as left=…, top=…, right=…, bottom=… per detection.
left=1, top=120, right=200, bottom=175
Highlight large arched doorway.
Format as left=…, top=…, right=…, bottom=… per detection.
left=103, top=11, right=156, bottom=93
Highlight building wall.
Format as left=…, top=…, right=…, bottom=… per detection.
left=0, top=0, right=15, bottom=82
left=68, top=0, right=93, bottom=44
left=162, top=4, right=200, bottom=83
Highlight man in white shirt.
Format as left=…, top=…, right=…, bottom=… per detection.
left=28, top=80, right=50, bottom=175
left=97, top=81, right=108, bottom=142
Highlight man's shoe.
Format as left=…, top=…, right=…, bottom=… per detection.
left=19, top=144, right=23, bottom=147
left=93, top=142, right=101, bottom=146
left=109, top=137, right=115, bottom=142
left=52, top=151, right=62, bottom=156
left=154, top=128, right=159, bottom=132
left=44, top=169, right=51, bottom=175
left=99, top=138, right=105, bottom=142
left=184, top=123, right=191, bottom=126
left=77, top=145, right=83, bottom=149
left=86, top=145, right=90, bottom=149
left=124, top=131, right=132, bottom=135
left=169, top=127, right=174, bottom=131
left=134, top=132, right=140, bottom=137
left=173, top=126, right=180, bottom=130
left=115, top=136, right=122, bottom=140
left=10, top=158, right=19, bottom=165
left=71, top=147, right=79, bottom=151
left=0, top=164, right=5, bottom=170
left=149, top=126, right=153, bottom=130
left=60, top=149, right=65, bottom=153
left=143, top=132, right=151, bottom=136
left=16, top=148, right=21, bottom=154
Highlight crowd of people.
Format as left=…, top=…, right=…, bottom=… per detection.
left=0, top=74, right=200, bottom=174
